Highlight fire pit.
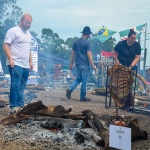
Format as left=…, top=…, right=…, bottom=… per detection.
left=0, top=101, right=148, bottom=149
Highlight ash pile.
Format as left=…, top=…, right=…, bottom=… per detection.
left=0, top=101, right=148, bottom=149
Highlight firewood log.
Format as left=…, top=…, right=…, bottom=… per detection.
left=135, top=95, right=150, bottom=101
left=82, top=110, right=109, bottom=148
left=63, top=113, right=83, bottom=117
left=136, top=100, right=150, bottom=106
left=0, top=114, right=28, bottom=125
left=36, top=105, right=66, bottom=116
left=62, top=114, right=85, bottom=120
left=64, top=107, right=72, bottom=114
left=0, top=101, right=47, bottom=125
left=127, top=118, right=148, bottom=141
left=80, top=128, right=104, bottom=146
left=91, top=88, right=108, bottom=96
left=19, top=101, right=47, bottom=115
left=75, top=131, right=103, bottom=146
left=28, top=84, right=45, bottom=90
left=95, top=88, right=106, bottom=92
left=91, top=115, right=109, bottom=148
left=132, top=71, right=150, bottom=93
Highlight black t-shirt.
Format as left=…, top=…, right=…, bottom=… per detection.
left=114, top=40, right=141, bottom=67
left=73, top=38, right=91, bottom=66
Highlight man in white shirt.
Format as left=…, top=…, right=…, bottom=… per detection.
left=3, top=14, right=33, bottom=113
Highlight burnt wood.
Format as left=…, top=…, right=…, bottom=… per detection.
left=37, top=105, right=66, bottom=116
left=82, top=110, right=109, bottom=148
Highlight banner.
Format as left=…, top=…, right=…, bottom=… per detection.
left=101, top=50, right=113, bottom=57
left=119, top=24, right=145, bottom=40
left=30, top=37, right=38, bottom=75
left=96, top=27, right=116, bottom=43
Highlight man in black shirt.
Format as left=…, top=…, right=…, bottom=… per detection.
left=112, top=29, right=141, bottom=70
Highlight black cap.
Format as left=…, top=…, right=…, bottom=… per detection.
left=81, top=26, right=92, bottom=34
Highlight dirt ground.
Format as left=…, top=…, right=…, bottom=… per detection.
left=0, top=87, right=150, bottom=150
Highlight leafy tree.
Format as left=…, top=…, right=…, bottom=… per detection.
left=65, top=37, right=78, bottom=49
left=40, top=28, right=68, bottom=71
left=0, top=0, right=17, bottom=20
left=41, top=28, right=56, bottom=53
left=100, top=37, right=116, bottom=52
left=0, top=0, right=22, bottom=73
left=64, top=37, right=78, bottom=60
left=40, top=28, right=82, bottom=72
left=30, top=31, right=42, bottom=51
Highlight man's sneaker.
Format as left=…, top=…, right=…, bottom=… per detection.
left=11, top=107, right=20, bottom=114
left=66, top=89, right=72, bottom=99
left=30, top=99, right=39, bottom=103
left=80, top=97, right=91, bottom=101
left=19, top=103, right=28, bottom=108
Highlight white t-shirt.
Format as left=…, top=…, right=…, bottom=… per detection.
left=4, top=26, right=32, bottom=68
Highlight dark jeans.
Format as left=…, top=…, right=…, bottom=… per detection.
left=8, top=65, right=29, bottom=108
left=69, top=64, right=90, bottom=100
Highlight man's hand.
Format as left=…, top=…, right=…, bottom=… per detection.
left=9, top=59, right=14, bottom=68
left=93, top=65, right=97, bottom=71
left=29, top=62, right=33, bottom=70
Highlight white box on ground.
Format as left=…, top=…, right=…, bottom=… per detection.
left=109, top=125, right=131, bottom=150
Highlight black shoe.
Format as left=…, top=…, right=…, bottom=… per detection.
left=66, top=89, right=71, bottom=99
left=80, top=97, right=91, bottom=101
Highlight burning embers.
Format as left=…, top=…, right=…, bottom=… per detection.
left=40, top=121, right=63, bottom=132
left=0, top=115, right=105, bottom=149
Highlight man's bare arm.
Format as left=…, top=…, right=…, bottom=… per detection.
left=70, top=51, right=75, bottom=70
left=87, top=51, right=97, bottom=71
left=3, top=42, right=14, bottom=67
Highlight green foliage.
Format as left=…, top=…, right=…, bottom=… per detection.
left=41, top=28, right=53, bottom=38
left=0, top=0, right=17, bottom=21
left=0, top=0, right=22, bottom=73
left=38, top=28, right=80, bottom=71
left=41, top=28, right=67, bottom=57
left=65, top=37, right=78, bottom=49
left=39, top=28, right=116, bottom=70
left=0, top=0, right=116, bottom=74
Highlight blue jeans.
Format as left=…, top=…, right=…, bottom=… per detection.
left=8, top=65, right=29, bottom=108
left=69, top=64, right=90, bottom=100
